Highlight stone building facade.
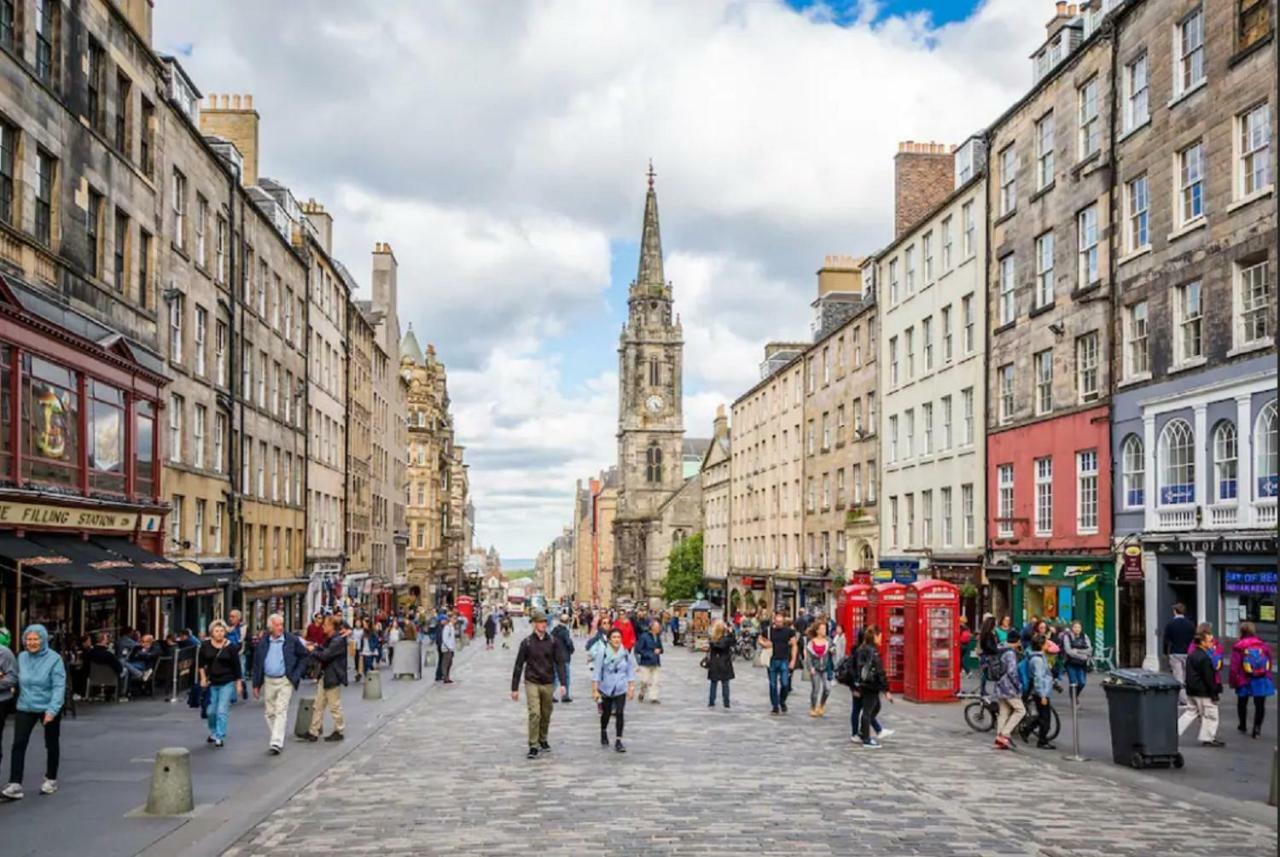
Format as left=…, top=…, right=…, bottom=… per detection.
left=699, top=407, right=731, bottom=608
left=345, top=298, right=373, bottom=589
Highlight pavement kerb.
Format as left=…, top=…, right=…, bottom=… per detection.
left=136, top=641, right=482, bottom=857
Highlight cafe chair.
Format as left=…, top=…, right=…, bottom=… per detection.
left=86, top=661, right=121, bottom=702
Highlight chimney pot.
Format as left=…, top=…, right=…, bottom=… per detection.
left=245, top=94, right=254, bottom=109
left=231, top=94, right=241, bottom=109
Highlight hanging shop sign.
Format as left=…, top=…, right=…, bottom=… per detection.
left=1122, top=545, right=1144, bottom=582
left=0, top=500, right=139, bottom=531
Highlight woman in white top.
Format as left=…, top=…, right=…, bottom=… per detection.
left=350, top=622, right=366, bottom=679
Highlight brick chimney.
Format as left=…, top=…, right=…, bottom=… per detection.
left=301, top=199, right=333, bottom=255
left=894, top=141, right=954, bottom=239
left=1047, top=2, right=1080, bottom=40
left=199, top=94, right=260, bottom=186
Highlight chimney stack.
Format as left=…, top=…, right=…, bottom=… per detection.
left=301, top=198, right=333, bottom=255
left=893, top=141, right=954, bottom=239
left=199, top=93, right=261, bottom=186
left=816, top=254, right=864, bottom=299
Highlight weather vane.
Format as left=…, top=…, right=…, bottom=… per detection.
left=647, top=159, right=655, bottom=188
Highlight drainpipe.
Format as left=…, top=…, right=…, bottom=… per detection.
left=226, top=164, right=241, bottom=612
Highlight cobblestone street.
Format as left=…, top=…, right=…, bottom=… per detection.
left=228, top=631, right=1276, bottom=856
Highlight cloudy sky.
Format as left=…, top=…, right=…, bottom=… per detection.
left=156, top=0, right=1048, bottom=559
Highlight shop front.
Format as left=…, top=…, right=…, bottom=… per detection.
left=702, top=577, right=726, bottom=613
left=1010, top=557, right=1115, bottom=657
left=242, top=579, right=310, bottom=636
left=873, top=557, right=919, bottom=585
left=928, top=559, right=984, bottom=629
left=727, top=573, right=771, bottom=620
left=798, top=574, right=833, bottom=617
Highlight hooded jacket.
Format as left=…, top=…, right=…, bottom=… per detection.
left=16, top=624, right=66, bottom=718
left=0, top=643, right=17, bottom=704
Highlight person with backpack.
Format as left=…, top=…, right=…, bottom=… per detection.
left=1025, top=634, right=1055, bottom=750
left=1184, top=626, right=1225, bottom=747
left=592, top=627, right=635, bottom=753
left=1059, top=620, right=1092, bottom=697
left=852, top=626, right=891, bottom=749
left=705, top=620, right=735, bottom=709
left=805, top=621, right=836, bottom=718
left=634, top=620, right=663, bottom=704
left=991, top=633, right=1024, bottom=751
left=1229, top=621, right=1274, bottom=739
left=977, top=615, right=1000, bottom=696
left=551, top=613, right=576, bottom=703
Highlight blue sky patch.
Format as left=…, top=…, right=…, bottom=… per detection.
left=785, top=0, right=983, bottom=26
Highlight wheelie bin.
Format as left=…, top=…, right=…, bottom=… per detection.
left=1101, top=669, right=1184, bottom=769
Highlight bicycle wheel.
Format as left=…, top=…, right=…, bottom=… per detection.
left=964, top=700, right=995, bottom=732
left=1048, top=705, right=1061, bottom=741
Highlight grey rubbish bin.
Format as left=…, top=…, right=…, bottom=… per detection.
left=1101, top=669, right=1184, bottom=769
left=392, top=639, right=422, bottom=679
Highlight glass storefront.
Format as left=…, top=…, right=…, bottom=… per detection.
left=1221, top=568, right=1277, bottom=645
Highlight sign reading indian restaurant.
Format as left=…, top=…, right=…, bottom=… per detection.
left=0, top=500, right=139, bottom=531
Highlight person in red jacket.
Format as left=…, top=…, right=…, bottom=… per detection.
left=617, top=614, right=637, bottom=651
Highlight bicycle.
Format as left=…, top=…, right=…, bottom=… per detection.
left=962, top=692, right=1060, bottom=742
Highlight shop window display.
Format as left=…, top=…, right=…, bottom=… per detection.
left=22, top=355, right=80, bottom=489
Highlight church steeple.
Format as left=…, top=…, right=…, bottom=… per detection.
left=635, top=161, right=665, bottom=290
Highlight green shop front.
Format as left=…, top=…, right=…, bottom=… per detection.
left=1011, top=558, right=1116, bottom=656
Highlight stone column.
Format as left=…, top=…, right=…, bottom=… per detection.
left=1193, top=550, right=1207, bottom=625
left=1141, top=548, right=1161, bottom=671
left=1236, top=394, right=1254, bottom=526
left=1193, top=404, right=1208, bottom=512
left=1142, top=415, right=1156, bottom=525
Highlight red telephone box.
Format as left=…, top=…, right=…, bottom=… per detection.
left=903, top=579, right=961, bottom=703
left=455, top=595, right=475, bottom=638
left=836, top=583, right=871, bottom=657
left=868, top=582, right=907, bottom=693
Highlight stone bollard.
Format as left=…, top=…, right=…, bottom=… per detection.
left=363, top=670, right=383, bottom=701
left=145, top=747, right=194, bottom=815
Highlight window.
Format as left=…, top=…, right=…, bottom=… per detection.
left=0, top=121, right=13, bottom=225
left=822, top=347, right=830, bottom=385
left=213, top=502, right=224, bottom=553
left=0, top=0, right=12, bottom=51
left=1175, top=281, right=1203, bottom=363
left=1036, top=112, right=1055, bottom=189
left=1159, top=418, right=1195, bottom=504
left=1077, top=204, right=1099, bottom=288
left=1125, top=300, right=1149, bottom=377
left=1034, top=349, right=1053, bottom=415
left=137, top=230, right=151, bottom=308
left=888, top=415, right=898, bottom=463
left=852, top=464, right=863, bottom=504
left=1239, top=103, right=1272, bottom=197
left=257, top=350, right=267, bottom=407
left=257, top=440, right=266, bottom=496
left=1078, top=77, right=1100, bottom=159
left=168, top=395, right=183, bottom=463
left=999, top=145, right=1017, bottom=215
left=1239, top=0, right=1272, bottom=53
left=904, top=409, right=915, bottom=458
left=961, top=387, right=974, bottom=444
left=1122, top=435, right=1145, bottom=508
left=961, top=294, right=974, bottom=353
left=645, top=443, right=662, bottom=483
left=836, top=468, right=845, bottom=507
left=998, top=364, right=1014, bottom=424
left=962, top=483, right=975, bottom=547
left=821, top=411, right=830, bottom=450
left=941, top=487, right=953, bottom=547
left=822, top=473, right=830, bottom=509
left=868, top=391, right=876, bottom=429
left=193, top=405, right=206, bottom=469
left=905, top=494, right=915, bottom=546
left=1256, top=401, right=1278, bottom=499
left=112, top=208, right=129, bottom=291
left=1178, top=141, right=1204, bottom=225
left=999, top=256, right=1015, bottom=325
left=1125, top=175, right=1149, bottom=252
left=1214, top=421, right=1238, bottom=501
left=961, top=201, right=975, bottom=258
left=852, top=398, right=863, bottom=435
left=1177, top=6, right=1205, bottom=96
left=214, top=321, right=227, bottom=386
left=168, top=295, right=184, bottom=362
left=194, top=305, right=207, bottom=377
left=195, top=195, right=208, bottom=267
left=1035, top=457, right=1053, bottom=536
left=87, top=40, right=106, bottom=134
left=888, top=336, right=898, bottom=386
left=922, top=231, right=933, bottom=283
left=1074, top=450, right=1098, bottom=534
left=114, top=71, right=131, bottom=153
left=1238, top=260, right=1274, bottom=346
left=922, top=402, right=933, bottom=455
left=1035, top=231, right=1054, bottom=307
left=140, top=98, right=155, bottom=177
left=170, top=496, right=184, bottom=548
left=890, top=497, right=899, bottom=547
left=905, top=246, right=917, bottom=294
left=84, top=190, right=102, bottom=278
left=1125, top=53, right=1149, bottom=131
left=1076, top=332, right=1099, bottom=403
left=997, top=464, right=1014, bottom=537
left=172, top=169, right=187, bottom=250
left=922, top=317, right=933, bottom=371
left=807, top=477, right=816, bottom=512
left=905, top=327, right=914, bottom=379
left=941, top=305, right=953, bottom=362
left=214, top=413, right=226, bottom=474
left=940, top=216, right=953, bottom=270
left=807, top=420, right=815, bottom=455
left=35, top=0, right=57, bottom=85
left=35, top=149, right=54, bottom=245
left=889, top=258, right=899, bottom=304
left=922, top=490, right=933, bottom=545
left=867, top=460, right=877, bottom=502
left=941, top=395, right=952, bottom=450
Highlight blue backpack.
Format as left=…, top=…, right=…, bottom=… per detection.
left=1016, top=656, right=1030, bottom=694
left=1243, top=645, right=1271, bottom=678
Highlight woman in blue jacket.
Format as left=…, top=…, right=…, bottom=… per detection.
left=2, top=625, right=66, bottom=800
left=592, top=628, right=635, bottom=753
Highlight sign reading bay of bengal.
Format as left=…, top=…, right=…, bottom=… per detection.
left=0, top=500, right=138, bottom=531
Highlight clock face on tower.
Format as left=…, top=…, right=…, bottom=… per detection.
left=645, top=394, right=665, bottom=414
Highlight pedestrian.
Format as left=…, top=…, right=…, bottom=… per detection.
left=978, top=615, right=1000, bottom=696
left=386, top=620, right=402, bottom=667
left=1, top=625, right=66, bottom=799
left=510, top=610, right=566, bottom=759
left=500, top=614, right=514, bottom=649
left=359, top=618, right=380, bottom=677
left=0, top=614, right=10, bottom=648
left=1059, top=620, right=1092, bottom=697
left=304, top=613, right=326, bottom=647
left=305, top=615, right=349, bottom=743
left=586, top=617, right=613, bottom=668
left=635, top=620, right=663, bottom=704
left=1228, top=621, right=1274, bottom=739
left=551, top=612, right=576, bottom=702
left=439, top=612, right=457, bottom=684
left=669, top=612, right=681, bottom=647
left=0, top=635, right=17, bottom=776
left=225, top=609, right=248, bottom=701
left=1162, top=603, right=1196, bottom=707
left=1182, top=626, right=1225, bottom=747
left=831, top=624, right=847, bottom=662
left=350, top=620, right=366, bottom=681
left=705, top=620, right=735, bottom=709
left=758, top=610, right=799, bottom=715
left=958, top=616, right=976, bottom=678
left=484, top=612, right=497, bottom=650
left=1026, top=634, right=1056, bottom=750
left=592, top=628, right=635, bottom=753
left=805, top=621, right=835, bottom=717
left=198, top=619, right=244, bottom=748
left=991, top=632, right=1025, bottom=751
left=996, top=615, right=1013, bottom=644
left=251, top=613, right=313, bottom=755
left=852, top=626, right=891, bottom=749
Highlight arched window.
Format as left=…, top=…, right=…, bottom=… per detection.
left=1256, top=401, right=1278, bottom=499
left=645, top=442, right=662, bottom=483
left=1158, top=419, right=1195, bottom=505
left=648, top=358, right=660, bottom=386
left=859, top=543, right=874, bottom=570
left=1212, top=421, right=1237, bottom=501
left=1122, top=434, right=1145, bottom=509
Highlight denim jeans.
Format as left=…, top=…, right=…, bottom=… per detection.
left=553, top=661, right=572, bottom=699
left=206, top=681, right=236, bottom=741
left=709, top=679, right=731, bottom=707
left=1065, top=663, right=1087, bottom=694
left=849, top=690, right=883, bottom=737
left=767, top=660, right=791, bottom=709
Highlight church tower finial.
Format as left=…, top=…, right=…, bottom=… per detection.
left=636, top=162, right=664, bottom=288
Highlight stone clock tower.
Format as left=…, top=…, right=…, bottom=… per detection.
left=613, top=167, right=700, bottom=607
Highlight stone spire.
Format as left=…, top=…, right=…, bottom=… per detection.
left=635, top=161, right=664, bottom=288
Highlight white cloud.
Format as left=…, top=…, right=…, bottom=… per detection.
left=155, top=0, right=1047, bottom=557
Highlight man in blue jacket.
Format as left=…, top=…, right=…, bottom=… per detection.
left=251, top=613, right=313, bottom=755
left=635, top=620, right=663, bottom=704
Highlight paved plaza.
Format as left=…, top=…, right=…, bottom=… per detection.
left=225, top=631, right=1277, bottom=857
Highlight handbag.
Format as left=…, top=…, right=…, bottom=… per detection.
left=699, top=655, right=709, bottom=669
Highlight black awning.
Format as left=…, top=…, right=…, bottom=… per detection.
left=0, top=534, right=126, bottom=589
left=91, top=537, right=200, bottom=590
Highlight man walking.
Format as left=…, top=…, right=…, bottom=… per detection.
left=251, top=613, right=313, bottom=755
left=635, top=620, right=663, bottom=704
left=440, top=611, right=457, bottom=684
left=226, top=609, right=248, bottom=701
left=305, top=615, right=349, bottom=743
left=1163, top=603, right=1196, bottom=707
left=758, top=611, right=799, bottom=715
left=511, top=610, right=566, bottom=759
left=551, top=613, right=575, bottom=703
left=992, top=633, right=1025, bottom=751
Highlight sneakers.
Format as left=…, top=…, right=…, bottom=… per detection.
left=1, top=783, right=24, bottom=800
left=538, top=741, right=551, bottom=753
left=142, top=668, right=154, bottom=682
left=1201, top=739, right=1225, bottom=747
left=601, top=732, right=609, bottom=746
left=861, top=739, right=882, bottom=749
left=40, top=779, right=57, bottom=795
left=301, top=733, right=319, bottom=743
left=878, top=728, right=895, bottom=739
left=650, top=699, right=660, bottom=705
left=207, top=735, right=216, bottom=744
left=770, top=707, right=781, bottom=716
left=614, top=739, right=626, bottom=753
left=324, top=732, right=344, bottom=742
left=526, top=746, right=539, bottom=759
left=1036, top=741, right=1057, bottom=750
left=561, top=697, right=573, bottom=704
left=780, top=704, right=788, bottom=713
left=268, top=745, right=282, bottom=756
left=213, top=738, right=225, bottom=748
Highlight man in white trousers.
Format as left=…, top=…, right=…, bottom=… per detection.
left=251, top=613, right=314, bottom=754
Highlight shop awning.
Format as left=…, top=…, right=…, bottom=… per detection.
left=0, top=534, right=120, bottom=589
left=27, top=534, right=185, bottom=590
left=92, top=537, right=207, bottom=591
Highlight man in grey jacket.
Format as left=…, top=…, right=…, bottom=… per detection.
left=0, top=643, right=18, bottom=773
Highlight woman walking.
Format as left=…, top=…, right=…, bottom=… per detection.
left=500, top=614, right=514, bottom=649
left=198, top=619, right=244, bottom=748
left=359, top=619, right=380, bottom=676
left=805, top=621, right=836, bottom=717
left=592, top=628, right=635, bottom=753
left=1229, top=621, right=1274, bottom=738
left=705, top=620, right=735, bottom=709
left=2, top=625, right=66, bottom=799
left=852, top=626, right=891, bottom=749
left=1059, top=620, right=1093, bottom=697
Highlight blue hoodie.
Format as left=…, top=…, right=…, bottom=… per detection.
left=16, top=624, right=66, bottom=718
